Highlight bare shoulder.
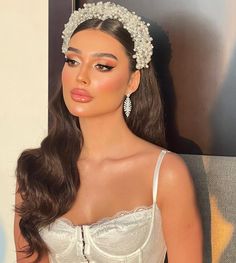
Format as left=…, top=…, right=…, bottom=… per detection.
left=131, top=138, right=187, bottom=174
left=161, top=151, right=190, bottom=177
left=157, top=151, right=196, bottom=208
left=137, top=142, right=190, bottom=182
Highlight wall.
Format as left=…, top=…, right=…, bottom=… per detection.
left=0, top=1, right=48, bottom=262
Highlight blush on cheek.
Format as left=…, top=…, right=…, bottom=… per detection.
left=61, top=66, right=72, bottom=87
left=95, top=73, right=129, bottom=92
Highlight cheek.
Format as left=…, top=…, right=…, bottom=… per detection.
left=61, top=66, right=75, bottom=110
left=61, top=66, right=73, bottom=87
left=94, top=72, right=129, bottom=95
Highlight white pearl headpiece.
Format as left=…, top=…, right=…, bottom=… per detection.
left=62, top=1, right=153, bottom=69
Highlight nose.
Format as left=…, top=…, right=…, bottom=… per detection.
left=76, top=64, right=90, bottom=86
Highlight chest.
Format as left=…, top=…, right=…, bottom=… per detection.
left=62, top=159, right=154, bottom=226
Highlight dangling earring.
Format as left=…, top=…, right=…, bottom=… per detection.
left=124, top=93, right=132, bottom=117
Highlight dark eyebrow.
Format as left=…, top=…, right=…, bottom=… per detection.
left=68, top=47, right=81, bottom=54
left=93, top=52, right=118, bottom=60
left=67, top=47, right=118, bottom=60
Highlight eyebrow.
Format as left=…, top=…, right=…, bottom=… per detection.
left=68, top=47, right=118, bottom=60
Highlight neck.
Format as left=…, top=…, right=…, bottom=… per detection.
left=79, top=111, right=135, bottom=161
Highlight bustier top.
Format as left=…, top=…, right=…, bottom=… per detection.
left=39, top=150, right=169, bottom=263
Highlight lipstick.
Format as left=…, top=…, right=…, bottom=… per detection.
left=70, top=88, right=93, bottom=103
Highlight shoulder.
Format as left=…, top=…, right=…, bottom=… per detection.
left=157, top=151, right=195, bottom=209
left=131, top=138, right=187, bottom=173
left=141, top=144, right=190, bottom=182
left=126, top=138, right=193, bottom=203
left=161, top=151, right=189, bottom=176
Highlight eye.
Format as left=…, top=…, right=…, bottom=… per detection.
left=65, top=57, right=80, bottom=67
left=95, top=64, right=114, bottom=72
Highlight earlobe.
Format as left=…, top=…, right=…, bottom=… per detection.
left=128, top=70, right=141, bottom=94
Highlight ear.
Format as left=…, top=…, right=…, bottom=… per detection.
left=126, top=70, right=140, bottom=94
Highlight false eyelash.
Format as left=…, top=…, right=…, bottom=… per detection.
left=64, top=57, right=72, bottom=63
left=64, top=57, right=79, bottom=66
left=96, top=64, right=114, bottom=70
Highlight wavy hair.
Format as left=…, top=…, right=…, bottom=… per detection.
left=15, top=18, right=166, bottom=262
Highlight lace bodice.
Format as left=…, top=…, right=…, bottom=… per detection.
left=39, top=150, right=169, bottom=263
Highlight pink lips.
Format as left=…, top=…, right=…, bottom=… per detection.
left=70, top=88, right=93, bottom=102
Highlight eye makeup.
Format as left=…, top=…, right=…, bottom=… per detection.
left=65, top=55, right=115, bottom=72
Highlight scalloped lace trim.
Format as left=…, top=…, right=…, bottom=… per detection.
left=57, top=204, right=154, bottom=228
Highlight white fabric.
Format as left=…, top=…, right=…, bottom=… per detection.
left=39, top=150, right=168, bottom=263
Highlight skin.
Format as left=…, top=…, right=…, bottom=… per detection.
left=14, top=29, right=203, bottom=262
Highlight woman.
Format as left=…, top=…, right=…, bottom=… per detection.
left=14, top=2, right=203, bottom=263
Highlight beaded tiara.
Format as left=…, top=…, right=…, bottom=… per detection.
left=61, top=1, right=153, bottom=69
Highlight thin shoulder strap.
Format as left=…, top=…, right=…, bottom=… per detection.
left=152, top=150, right=169, bottom=204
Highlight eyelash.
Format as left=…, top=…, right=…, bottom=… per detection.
left=65, top=57, right=114, bottom=72
left=95, top=64, right=114, bottom=72
left=65, top=57, right=79, bottom=67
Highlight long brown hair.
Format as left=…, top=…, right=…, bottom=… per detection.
left=15, top=18, right=166, bottom=262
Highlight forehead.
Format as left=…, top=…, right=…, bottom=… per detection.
left=68, top=29, right=127, bottom=57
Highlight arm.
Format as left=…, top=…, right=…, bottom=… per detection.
left=14, top=183, right=50, bottom=263
left=158, top=153, right=203, bottom=263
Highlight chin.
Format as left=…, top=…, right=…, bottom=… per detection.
left=65, top=102, right=121, bottom=119
left=67, top=109, right=88, bottom=118
left=66, top=107, right=95, bottom=118
left=64, top=101, right=90, bottom=117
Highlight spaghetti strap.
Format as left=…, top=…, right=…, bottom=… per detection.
left=152, top=150, right=169, bottom=204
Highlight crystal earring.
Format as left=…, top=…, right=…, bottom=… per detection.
left=124, top=93, right=132, bottom=117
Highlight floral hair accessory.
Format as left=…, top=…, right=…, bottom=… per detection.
left=62, top=1, right=153, bottom=69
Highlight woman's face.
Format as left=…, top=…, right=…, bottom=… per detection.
left=62, top=29, right=138, bottom=118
